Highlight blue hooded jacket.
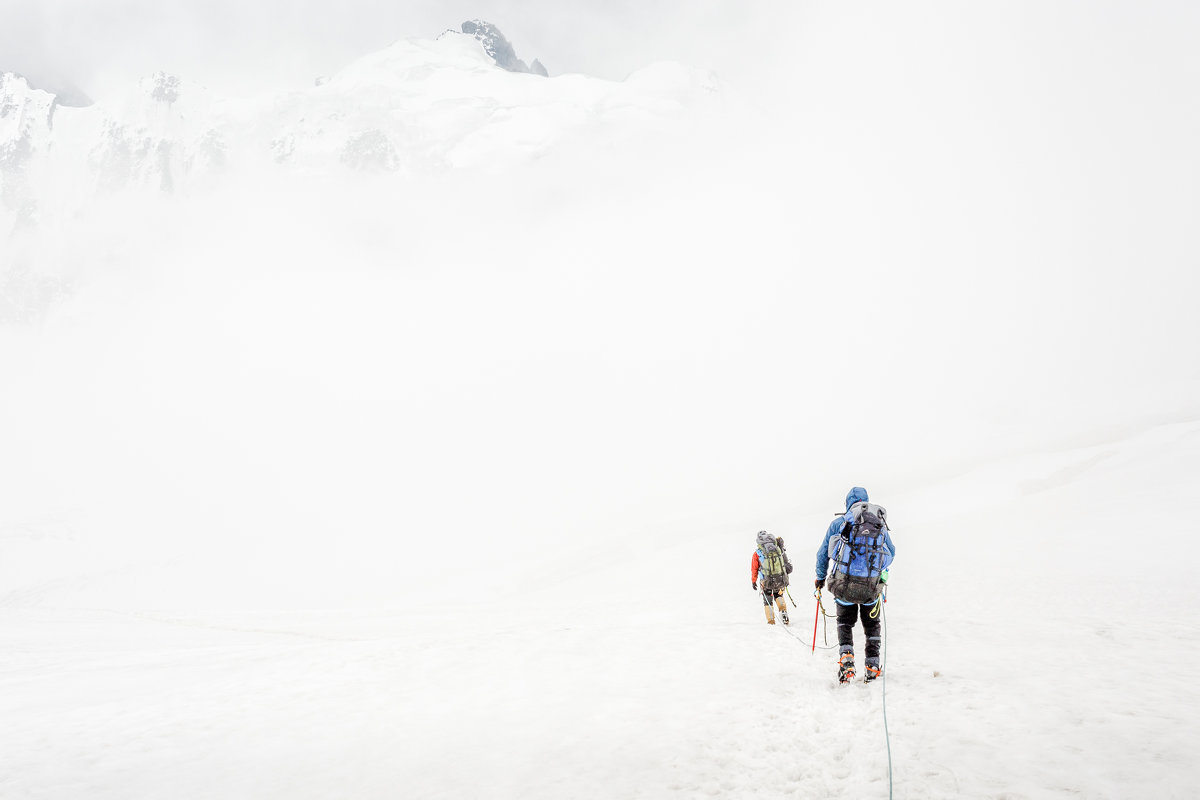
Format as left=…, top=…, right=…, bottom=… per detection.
left=815, top=487, right=896, bottom=606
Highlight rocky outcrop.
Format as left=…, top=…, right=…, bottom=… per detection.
left=86, top=72, right=199, bottom=193
left=460, top=20, right=548, bottom=76
left=148, top=72, right=182, bottom=104
left=341, top=130, right=399, bottom=172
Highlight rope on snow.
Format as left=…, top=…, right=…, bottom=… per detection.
left=882, top=595, right=893, bottom=800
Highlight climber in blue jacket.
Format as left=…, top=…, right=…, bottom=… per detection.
left=815, top=486, right=895, bottom=683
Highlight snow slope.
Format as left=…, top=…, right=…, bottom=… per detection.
left=2, top=417, right=1198, bottom=799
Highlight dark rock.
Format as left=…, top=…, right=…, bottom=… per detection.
left=460, top=20, right=547, bottom=76
left=149, top=72, right=182, bottom=103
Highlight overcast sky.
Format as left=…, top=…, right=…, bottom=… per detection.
left=1, top=0, right=785, bottom=99
left=7, top=0, right=1199, bottom=106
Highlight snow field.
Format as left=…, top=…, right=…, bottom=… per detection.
left=4, top=415, right=1198, bottom=798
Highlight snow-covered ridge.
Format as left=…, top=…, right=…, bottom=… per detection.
left=0, top=68, right=93, bottom=108
left=0, top=27, right=718, bottom=230
left=0, top=73, right=57, bottom=227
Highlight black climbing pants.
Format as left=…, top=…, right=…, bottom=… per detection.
left=836, top=600, right=882, bottom=659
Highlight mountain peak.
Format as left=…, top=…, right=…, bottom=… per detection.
left=460, top=20, right=548, bottom=77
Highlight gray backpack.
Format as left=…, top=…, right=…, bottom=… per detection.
left=756, top=531, right=790, bottom=592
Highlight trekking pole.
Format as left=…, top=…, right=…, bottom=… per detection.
left=786, top=587, right=797, bottom=608
left=811, top=589, right=821, bottom=655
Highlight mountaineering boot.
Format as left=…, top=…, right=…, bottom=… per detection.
left=776, top=598, right=789, bottom=625
left=764, top=604, right=776, bottom=624
left=864, top=657, right=881, bottom=683
left=838, top=652, right=856, bottom=684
